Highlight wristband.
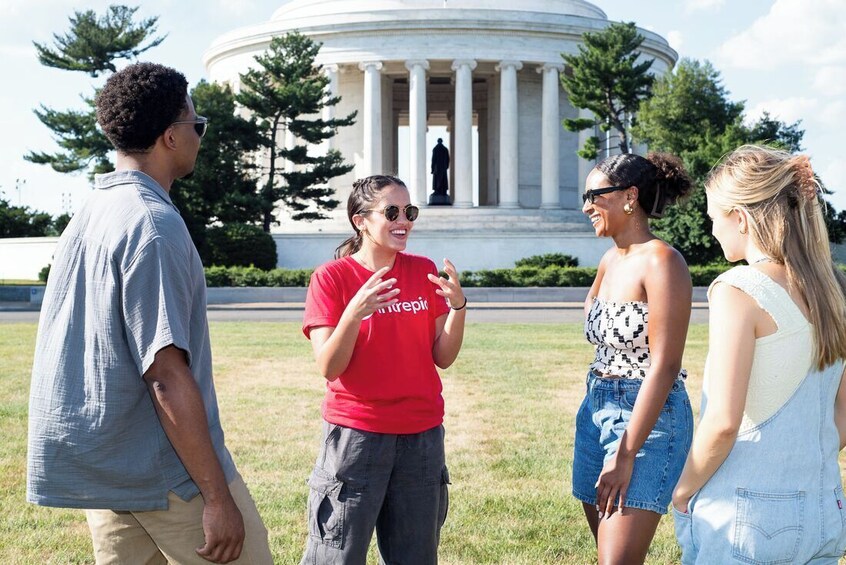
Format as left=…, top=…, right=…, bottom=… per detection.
left=451, top=296, right=467, bottom=311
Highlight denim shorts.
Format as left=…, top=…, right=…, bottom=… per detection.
left=571, top=371, right=693, bottom=515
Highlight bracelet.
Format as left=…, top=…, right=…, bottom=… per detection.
left=451, top=296, right=467, bottom=311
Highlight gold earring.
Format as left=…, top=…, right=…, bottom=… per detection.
left=739, top=227, right=747, bottom=235
left=623, top=202, right=634, bottom=215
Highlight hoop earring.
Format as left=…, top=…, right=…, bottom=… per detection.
left=623, top=202, right=634, bottom=215
left=739, top=227, right=747, bottom=235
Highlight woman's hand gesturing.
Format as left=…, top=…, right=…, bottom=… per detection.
left=427, top=258, right=466, bottom=310
left=346, top=266, right=400, bottom=321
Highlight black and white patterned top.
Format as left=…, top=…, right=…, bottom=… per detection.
left=585, top=298, right=686, bottom=380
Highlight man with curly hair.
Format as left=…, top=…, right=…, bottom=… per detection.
left=27, top=62, right=272, bottom=564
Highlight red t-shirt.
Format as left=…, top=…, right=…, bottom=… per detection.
left=303, top=252, right=451, bottom=434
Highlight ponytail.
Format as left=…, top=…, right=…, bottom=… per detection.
left=706, top=145, right=846, bottom=369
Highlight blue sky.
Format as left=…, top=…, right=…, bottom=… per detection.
left=1, top=0, right=843, bottom=216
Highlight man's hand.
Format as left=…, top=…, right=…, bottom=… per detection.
left=195, top=494, right=245, bottom=563
left=144, top=346, right=246, bottom=563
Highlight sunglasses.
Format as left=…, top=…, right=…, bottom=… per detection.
left=582, top=186, right=628, bottom=204
left=171, top=116, right=209, bottom=138
left=360, top=204, right=419, bottom=222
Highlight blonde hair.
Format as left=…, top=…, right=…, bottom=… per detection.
left=706, top=144, right=846, bottom=369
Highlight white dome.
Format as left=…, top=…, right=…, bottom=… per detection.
left=270, top=0, right=607, bottom=21
left=205, top=0, right=674, bottom=73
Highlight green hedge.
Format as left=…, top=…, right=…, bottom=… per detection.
left=204, top=265, right=312, bottom=287
left=458, top=266, right=597, bottom=287
left=202, top=263, right=762, bottom=288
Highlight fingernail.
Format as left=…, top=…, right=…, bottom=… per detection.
left=598, top=511, right=604, bottom=520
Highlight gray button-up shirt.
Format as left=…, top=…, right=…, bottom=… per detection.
left=27, top=170, right=236, bottom=511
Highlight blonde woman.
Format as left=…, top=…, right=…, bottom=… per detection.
left=673, top=145, right=846, bottom=563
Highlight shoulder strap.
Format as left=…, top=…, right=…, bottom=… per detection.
left=708, top=266, right=804, bottom=330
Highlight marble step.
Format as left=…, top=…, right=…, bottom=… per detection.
left=275, top=207, right=593, bottom=234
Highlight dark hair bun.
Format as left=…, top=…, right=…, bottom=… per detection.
left=647, top=152, right=693, bottom=206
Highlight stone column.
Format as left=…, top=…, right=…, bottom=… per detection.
left=577, top=107, right=595, bottom=203
left=359, top=61, right=383, bottom=177
left=539, top=63, right=564, bottom=209
left=321, top=64, right=339, bottom=153
left=496, top=61, right=522, bottom=208
left=405, top=60, right=429, bottom=206
left=451, top=59, right=476, bottom=208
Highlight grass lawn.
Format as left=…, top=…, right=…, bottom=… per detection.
left=0, top=280, right=42, bottom=286
left=0, top=320, right=756, bottom=563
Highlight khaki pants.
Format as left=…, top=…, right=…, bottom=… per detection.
left=85, top=474, right=272, bottom=565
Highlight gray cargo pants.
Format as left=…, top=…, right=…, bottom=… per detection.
left=300, top=422, right=450, bottom=565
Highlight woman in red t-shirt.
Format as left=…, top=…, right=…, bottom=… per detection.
left=300, top=175, right=466, bottom=564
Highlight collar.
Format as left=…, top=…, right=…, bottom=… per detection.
left=93, top=170, right=177, bottom=211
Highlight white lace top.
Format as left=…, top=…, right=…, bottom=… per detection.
left=703, top=266, right=814, bottom=433
left=584, top=298, right=652, bottom=379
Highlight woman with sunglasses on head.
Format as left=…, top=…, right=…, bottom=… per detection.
left=572, top=152, right=694, bottom=563
left=672, top=146, right=846, bottom=564
left=299, top=175, right=466, bottom=564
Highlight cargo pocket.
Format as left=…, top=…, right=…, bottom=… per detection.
left=438, top=466, right=451, bottom=528
left=306, top=467, right=346, bottom=549
left=731, top=488, right=804, bottom=564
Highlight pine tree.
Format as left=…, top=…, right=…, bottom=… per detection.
left=561, top=22, right=654, bottom=159
left=237, top=32, right=356, bottom=231
left=170, top=81, right=264, bottom=263
left=25, top=5, right=165, bottom=178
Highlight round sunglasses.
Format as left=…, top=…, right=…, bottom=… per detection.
left=582, top=186, right=628, bottom=204
left=360, top=204, right=419, bottom=222
left=171, top=116, right=209, bottom=138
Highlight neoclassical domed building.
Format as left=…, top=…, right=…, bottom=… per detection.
left=204, top=0, right=677, bottom=269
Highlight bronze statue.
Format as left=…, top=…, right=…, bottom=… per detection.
left=430, top=138, right=451, bottom=205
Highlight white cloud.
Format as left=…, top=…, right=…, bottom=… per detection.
left=820, top=99, right=846, bottom=124
left=666, top=30, right=684, bottom=52
left=718, top=0, right=846, bottom=70
left=684, top=0, right=725, bottom=12
left=748, top=97, right=818, bottom=125
left=813, top=66, right=846, bottom=97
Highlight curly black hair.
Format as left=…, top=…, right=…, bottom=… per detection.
left=96, top=62, right=189, bottom=153
left=595, top=152, right=693, bottom=218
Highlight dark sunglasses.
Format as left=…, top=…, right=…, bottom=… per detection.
left=171, top=116, right=209, bottom=138
left=582, top=186, right=628, bottom=204
left=360, top=204, right=419, bottom=222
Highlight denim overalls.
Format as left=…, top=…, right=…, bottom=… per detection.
left=675, top=267, right=846, bottom=564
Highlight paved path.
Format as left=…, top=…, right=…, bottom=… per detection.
left=0, top=302, right=709, bottom=324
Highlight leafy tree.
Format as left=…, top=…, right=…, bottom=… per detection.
left=206, top=223, right=278, bottom=270
left=171, top=81, right=264, bottom=263
left=0, top=197, right=54, bottom=237
left=747, top=111, right=803, bottom=153
left=634, top=58, right=820, bottom=264
left=561, top=22, right=654, bottom=159
left=634, top=59, right=743, bottom=157
left=26, top=5, right=165, bottom=178
left=237, top=32, right=356, bottom=231
left=51, top=213, right=73, bottom=236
